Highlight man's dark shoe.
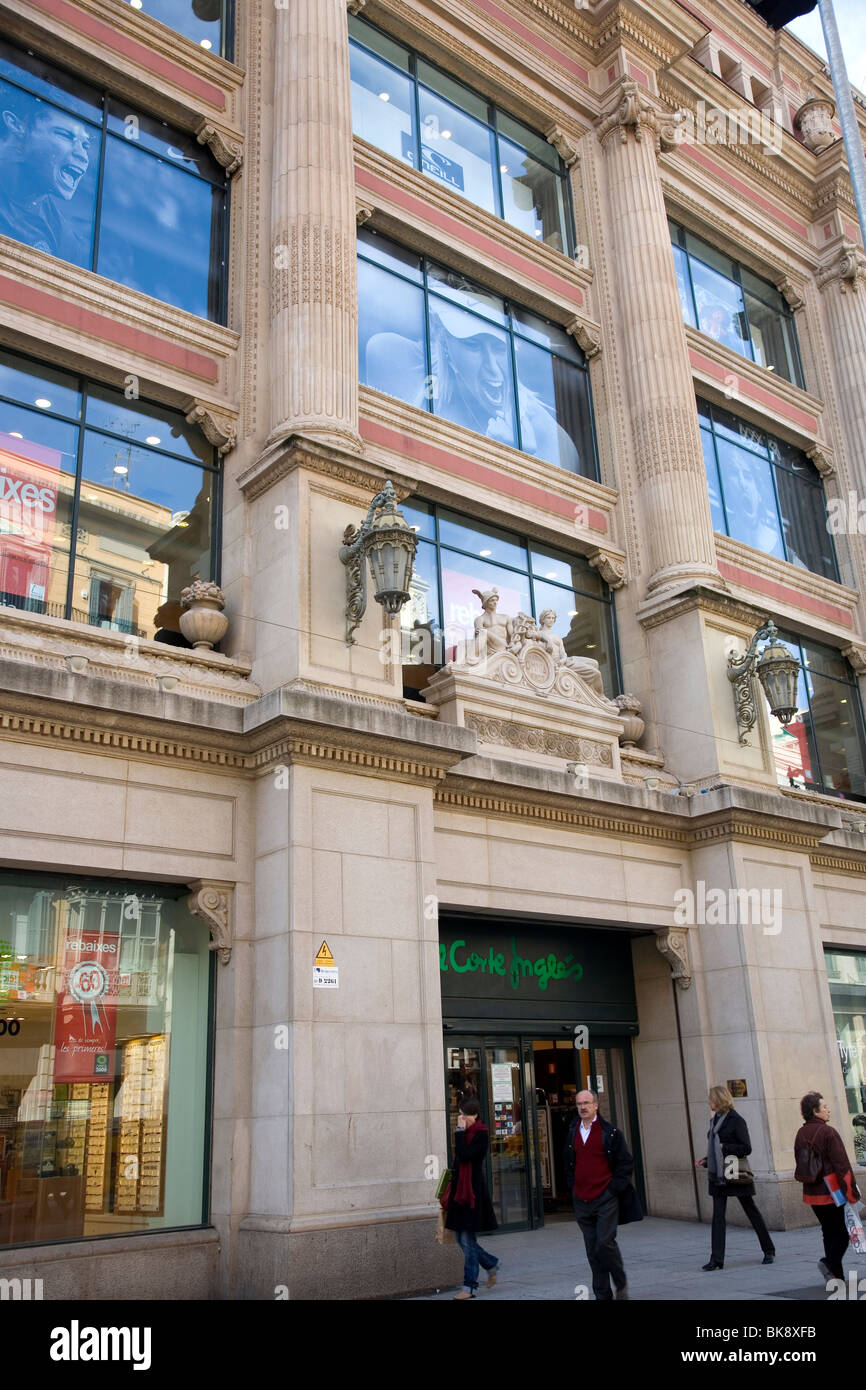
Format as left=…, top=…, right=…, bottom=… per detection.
left=702, top=1261, right=723, bottom=1271
left=818, top=1258, right=832, bottom=1281
left=614, top=1284, right=629, bottom=1300
left=762, top=1253, right=775, bottom=1264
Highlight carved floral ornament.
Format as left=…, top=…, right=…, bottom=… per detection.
left=595, top=80, right=683, bottom=155
left=816, top=243, right=866, bottom=295
left=186, top=880, right=233, bottom=965
left=194, top=119, right=242, bottom=177
left=566, top=317, right=602, bottom=358
left=655, top=926, right=691, bottom=989
left=185, top=404, right=237, bottom=456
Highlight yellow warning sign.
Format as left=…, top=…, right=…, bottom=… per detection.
left=315, top=941, right=335, bottom=967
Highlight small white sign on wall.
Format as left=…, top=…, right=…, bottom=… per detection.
left=313, top=967, right=339, bottom=989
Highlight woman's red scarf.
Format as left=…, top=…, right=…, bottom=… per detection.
left=453, top=1122, right=488, bottom=1208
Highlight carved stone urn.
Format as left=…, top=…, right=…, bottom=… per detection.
left=794, top=97, right=836, bottom=154
left=179, top=580, right=228, bottom=650
left=613, top=693, right=645, bottom=748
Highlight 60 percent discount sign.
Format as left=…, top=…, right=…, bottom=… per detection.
left=54, top=930, right=119, bottom=1083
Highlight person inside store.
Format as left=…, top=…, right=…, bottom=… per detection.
left=695, top=1084, right=775, bottom=1270
left=794, top=1089, right=860, bottom=1284
left=0, top=86, right=92, bottom=263
left=442, top=1097, right=500, bottom=1300
left=564, top=1088, right=642, bottom=1301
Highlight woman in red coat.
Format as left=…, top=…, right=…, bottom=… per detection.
left=794, top=1090, right=861, bottom=1282
left=443, top=1098, right=499, bottom=1299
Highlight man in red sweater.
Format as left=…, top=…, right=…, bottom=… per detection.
left=563, top=1089, right=641, bottom=1300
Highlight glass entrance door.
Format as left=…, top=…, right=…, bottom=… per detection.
left=585, top=1035, right=645, bottom=1206
left=485, top=1041, right=530, bottom=1229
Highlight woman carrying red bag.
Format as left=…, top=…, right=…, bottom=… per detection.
left=794, top=1090, right=861, bottom=1283
left=442, top=1098, right=500, bottom=1300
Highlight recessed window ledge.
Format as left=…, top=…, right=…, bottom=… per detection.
left=0, top=605, right=259, bottom=707
left=354, top=138, right=593, bottom=323
left=686, top=324, right=824, bottom=445
left=715, top=533, right=859, bottom=623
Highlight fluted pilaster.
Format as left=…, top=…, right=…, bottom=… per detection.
left=269, top=0, right=361, bottom=451
left=817, top=244, right=866, bottom=492
left=597, top=82, right=721, bottom=594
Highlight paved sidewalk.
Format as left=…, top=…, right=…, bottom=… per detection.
left=407, top=1214, right=854, bottom=1300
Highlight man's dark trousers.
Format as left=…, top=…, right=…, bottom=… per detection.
left=573, top=1188, right=626, bottom=1300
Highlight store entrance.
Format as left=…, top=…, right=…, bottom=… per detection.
left=445, top=1032, right=642, bottom=1231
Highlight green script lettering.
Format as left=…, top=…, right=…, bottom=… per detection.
left=439, top=938, right=581, bottom=990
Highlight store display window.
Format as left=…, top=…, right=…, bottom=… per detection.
left=825, top=950, right=866, bottom=1165
left=122, top=0, right=231, bottom=56
left=0, top=875, right=212, bottom=1247
left=770, top=633, right=866, bottom=801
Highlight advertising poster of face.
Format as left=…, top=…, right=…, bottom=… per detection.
left=54, top=928, right=120, bottom=1084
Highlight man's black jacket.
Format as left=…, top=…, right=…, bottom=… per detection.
left=563, top=1113, right=643, bottom=1224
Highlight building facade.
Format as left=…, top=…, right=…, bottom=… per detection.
left=0, top=0, right=865, bottom=1300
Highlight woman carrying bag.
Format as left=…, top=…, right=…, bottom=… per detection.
left=442, top=1097, right=499, bottom=1299
left=794, top=1090, right=860, bottom=1282
left=695, top=1084, right=775, bottom=1271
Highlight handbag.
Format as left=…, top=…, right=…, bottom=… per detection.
left=435, top=1207, right=455, bottom=1245
left=725, top=1158, right=754, bottom=1185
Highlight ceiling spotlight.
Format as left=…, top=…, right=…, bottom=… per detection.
left=34, top=398, right=51, bottom=409
left=145, top=435, right=161, bottom=445
left=378, top=92, right=391, bottom=102
left=200, top=38, right=213, bottom=49
left=114, top=463, right=129, bottom=475
left=441, top=129, right=452, bottom=139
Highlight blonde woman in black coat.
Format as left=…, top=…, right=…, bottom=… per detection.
left=695, top=1084, right=775, bottom=1270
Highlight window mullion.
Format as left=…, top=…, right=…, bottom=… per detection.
left=90, top=100, right=110, bottom=277
left=63, top=380, right=87, bottom=623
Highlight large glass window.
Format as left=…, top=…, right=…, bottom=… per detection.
left=349, top=15, right=573, bottom=254
left=0, top=43, right=228, bottom=320
left=0, top=351, right=219, bottom=644
left=670, top=220, right=804, bottom=387
left=358, top=229, right=597, bottom=477
left=400, top=499, right=619, bottom=696
left=123, top=0, right=230, bottom=55
left=770, top=632, right=866, bottom=802
left=699, top=399, right=837, bottom=581
left=0, top=873, right=211, bottom=1247
left=825, top=950, right=866, bottom=1165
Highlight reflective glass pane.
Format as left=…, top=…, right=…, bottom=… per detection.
left=438, top=509, right=525, bottom=569
left=498, top=137, right=566, bottom=251
left=700, top=426, right=726, bottom=534
left=690, top=258, right=751, bottom=358
left=672, top=243, right=696, bottom=327
left=530, top=545, right=603, bottom=597
left=711, top=405, right=767, bottom=456
left=427, top=300, right=516, bottom=446
left=0, top=874, right=210, bottom=1245
left=98, top=139, right=221, bottom=318
left=349, top=39, right=414, bottom=163
left=825, top=952, right=866, bottom=1163
left=401, top=537, right=440, bottom=665
left=106, top=103, right=223, bottom=184
left=800, top=640, right=851, bottom=684
left=496, top=112, right=557, bottom=168
left=716, top=437, right=783, bottom=559
left=427, top=266, right=506, bottom=326
left=684, top=231, right=737, bottom=281
left=122, top=0, right=224, bottom=51
left=514, top=338, right=588, bottom=474
left=510, top=307, right=580, bottom=360
left=357, top=229, right=423, bottom=281
left=0, top=430, right=72, bottom=621
left=417, top=82, right=496, bottom=211
left=740, top=266, right=785, bottom=311
left=0, top=353, right=81, bottom=419
left=80, top=432, right=213, bottom=640
left=358, top=258, right=427, bottom=406
left=439, top=550, right=531, bottom=655
left=400, top=499, right=435, bottom=541
left=810, top=671, right=866, bottom=798
left=744, top=291, right=801, bottom=385
left=0, top=77, right=99, bottom=266
left=417, top=63, right=488, bottom=123
left=770, top=668, right=815, bottom=790
left=774, top=466, right=837, bottom=579
left=85, top=387, right=210, bottom=466
left=531, top=578, right=614, bottom=695
left=348, top=17, right=411, bottom=71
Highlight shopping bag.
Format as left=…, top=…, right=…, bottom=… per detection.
left=435, top=1207, right=455, bottom=1245
left=434, top=1166, right=452, bottom=1202
left=844, top=1202, right=866, bottom=1255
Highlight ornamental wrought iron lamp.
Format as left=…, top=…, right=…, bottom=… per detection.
left=339, top=480, right=418, bottom=644
left=727, top=620, right=800, bottom=744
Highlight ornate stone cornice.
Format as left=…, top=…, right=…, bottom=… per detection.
left=811, top=850, right=866, bottom=876
left=0, top=711, right=248, bottom=768
left=195, top=120, right=243, bottom=177
left=250, top=738, right=452, bottom=784
left=655, top=927, right=691, bottom=989
left=236, top=435, right=416, bottom=503
left=817, top=243, right=866, bottom=295
left=185, top=403, right=238, bottom=456
left=566, top=316, right=602, bottom=358
left=596, top=79, right=661, bottom=149
left=186, top=880, right=233, bottom=965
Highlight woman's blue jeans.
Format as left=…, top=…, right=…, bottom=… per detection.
left=455, top=1229, right=498, bottom=1292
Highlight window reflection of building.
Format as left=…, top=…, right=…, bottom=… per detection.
left=825, top=950, right=866, bottom=1164
left=769, top=633, right=866, bottom=801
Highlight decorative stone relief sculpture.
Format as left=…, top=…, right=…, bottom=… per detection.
left=655, top=927, right=691, bottom=989
left=186, top=881, right=233, bottom=965
left=794, top=97, right=837, bottom=154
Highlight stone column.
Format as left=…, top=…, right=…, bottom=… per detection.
left=269, top=0, right=361, bottom=452
left=597, top=81, right=721, bottom=595
left=817, top=243, right=866, bottom=495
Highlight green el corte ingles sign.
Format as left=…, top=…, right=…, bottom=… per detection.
left=439, top=935, right=583, bottom=993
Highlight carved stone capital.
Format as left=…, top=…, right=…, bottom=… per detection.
left=195, top=119, right=242, bottom=177
left=566, top=316, right=602, bottom=358
left=807, top=442, right=835, bottom=478
left=776, top=277, right=805, bottom=312
left=596, top=79, right=660, bottom=150
left=185, top=404, right=238, bottom=456
left=655, top=926, right=691, bottom=989
left=588, top=550, right=626, bottom=588
left=347, top=0, right=365, bottom=11
left=544, top=124, right=579, bottom=168
left=186, top=880, right=233, bottom=965
left=817, top=242, right=866, bottom=295
left=842, top=643, right=866, bottom=676
left=356, top=201, right=375, bottom=225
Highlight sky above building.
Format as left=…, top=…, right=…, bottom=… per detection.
left=788, top=1, right=866, bottom=95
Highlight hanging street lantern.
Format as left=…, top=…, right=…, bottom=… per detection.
left=727, top=620, right=800, bottom=744
left=339, top=480, right=418, bottom=644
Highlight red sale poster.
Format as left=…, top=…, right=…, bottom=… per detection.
left=54, top=928, right=120, bottom=1083
left=0, top=436, right=61, bottom=604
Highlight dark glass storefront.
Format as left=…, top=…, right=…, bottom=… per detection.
left=440, top=914, right=644, bottom=1231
